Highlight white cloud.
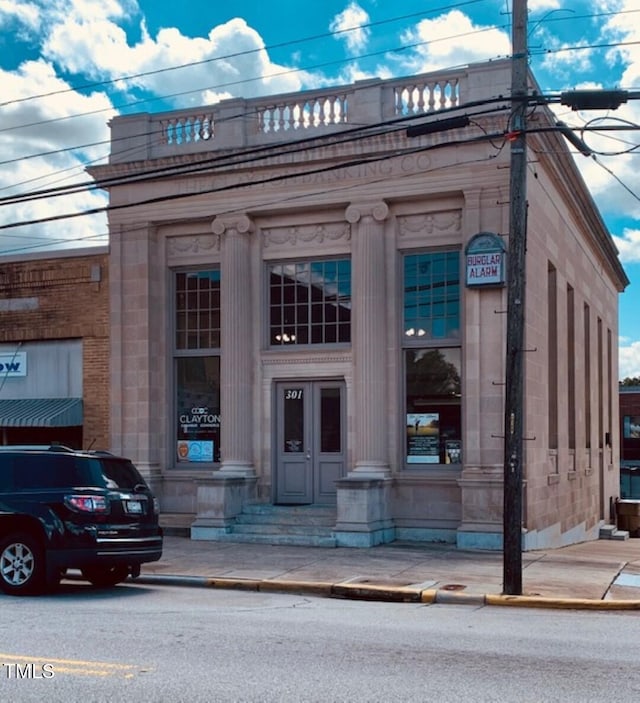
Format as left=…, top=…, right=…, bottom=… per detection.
left=0, top=0, right=313, bottom=255
left=538, top=37, right=594, bottom=81
left=528, top=0, right=562, bottom=10
left=398, top=10, right=511, bottom=74
left=330, top=2, right=370, bottom=55
left=0, top=0, right=40, bottom=31
left=0, top=59, right=113, bottom=254
left=614, top=229, right=640, bottom=264
left=42, top=11, right=304, bottom=105
left=619, top=339, right=640, bottom=379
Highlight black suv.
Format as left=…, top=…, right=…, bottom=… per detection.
left=0, top=446, right=163, bottom=595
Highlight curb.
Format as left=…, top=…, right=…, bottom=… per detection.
left=132, top=573, right=640, bottom=610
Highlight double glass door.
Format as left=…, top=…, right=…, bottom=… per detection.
left=275, top=381, right=345, bottom=504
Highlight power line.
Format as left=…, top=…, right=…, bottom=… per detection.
left=0, top=122, right=511, bottom=233
left=0, top=0, right=488, bottom=109
left=4, top=93, right=638, bottom=211
left=593, top=156, right=640, bottom=204
left=2, top=4, right=638, bottom=197
left=0, top=137, right=506, bottom=256
left=0, top=99, right=513, bottom=206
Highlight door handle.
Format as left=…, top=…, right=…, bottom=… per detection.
left=306, top=449, right=311, bottom=460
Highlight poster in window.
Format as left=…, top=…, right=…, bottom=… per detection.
left=407, top=412, right=439, bottom=463
left=445, top=440, right=462, bottom=464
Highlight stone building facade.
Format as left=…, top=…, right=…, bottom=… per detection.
left=0, top=248, right=109, bottom=449
left=89, top=60, right=628, bottom=549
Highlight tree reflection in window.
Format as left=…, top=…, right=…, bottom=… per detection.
left=406, top=348, right=461, bottom=464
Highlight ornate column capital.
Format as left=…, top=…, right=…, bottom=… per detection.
left=345, top=201, right=389, bottom=225
left=211, top=213, right=254, bottom=236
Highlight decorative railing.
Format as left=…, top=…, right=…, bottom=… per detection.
left=393, top=77, right=460, bottom=115
left=108, top=62, right=509, bottom=163
left=256, top=91, right=349, bottom=133
left=158, top=113, right=214, bottom=146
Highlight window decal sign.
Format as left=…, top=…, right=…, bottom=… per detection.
left=177, top=440, right=214, bottom=462
left=465, top=232, right=506, bottom=287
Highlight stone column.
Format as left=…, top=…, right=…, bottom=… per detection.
left=211, top=214, right=255, bottom=476
left=345, top=201, right=390, bottom=477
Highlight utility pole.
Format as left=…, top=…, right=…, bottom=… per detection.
left=503, top=0, right=528, bottom=595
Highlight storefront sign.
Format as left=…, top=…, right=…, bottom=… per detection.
left=178, top=407, right=220, bottom=428
left=465, top=232, right=506, bottom=287
left=0, top=351, right=27, bottom=377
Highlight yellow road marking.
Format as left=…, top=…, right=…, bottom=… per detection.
left=0, top=653, right=150, bottom=678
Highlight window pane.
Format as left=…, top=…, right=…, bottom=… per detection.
left=269, top=258, right=351, bottom=346
left=283, top=389, right=304, bottom=453
left=176, top=356, right=221, bottom=463
left=404, top=252, right=459, bottom=341
left=406, top=348, right=461, bottom=465
left=175, top=270, right=220, bottom=351
left=321, top=388, right=341, bottom=453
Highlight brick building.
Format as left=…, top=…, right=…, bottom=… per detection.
left=0, top=248, right=109, bottom=449
left=89, top=60, right=628, bottom=549
left=620, top=386, right=640, bottom=498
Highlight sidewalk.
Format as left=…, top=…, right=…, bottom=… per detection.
left=136, top=535, right=640, bottom=609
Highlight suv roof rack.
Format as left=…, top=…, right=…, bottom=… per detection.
left=0, top=444, right=76, bottom=452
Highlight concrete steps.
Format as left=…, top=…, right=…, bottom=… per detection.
left=230, top=504, right=338, bottom=547
left=599, top=524, right=630, bottom=541
left=161, top=505, right=338, bottom=547
left=160, top=512, right=194, bottom=537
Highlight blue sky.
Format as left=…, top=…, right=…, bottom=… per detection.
left=1, top=0, right=639, bottom=377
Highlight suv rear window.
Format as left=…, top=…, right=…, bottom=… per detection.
left=0, top=453, right=148, bottom=491
left=96, top=458, right=147, bottom=491
left=1, top=454, right=87, bottom=490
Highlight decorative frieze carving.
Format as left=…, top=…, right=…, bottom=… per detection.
left=262, top=354, right=351, bottom=367
left=263, top=222, right=350, bottom=248
left=398, top=210, right=462, bottom=237
left=167, top=234, right=220, bottom=256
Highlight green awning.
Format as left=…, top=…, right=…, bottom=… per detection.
left=0, top=398, right=83, bottom=427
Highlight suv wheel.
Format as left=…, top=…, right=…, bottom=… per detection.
left=0, top=533, right=45, bottom=596
left=81, top=565, right=130, bottom=588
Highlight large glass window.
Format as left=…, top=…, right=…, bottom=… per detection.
left=176, top=270, right=220, bottom=350
left=406, top=348, right=461, bottom=464
left=269, top=259, right=351, bottom=346
left=174, top=270, right=221, bottom=465
left=404, top=251, right=459, bottom=341
left=176, top=357, right=221, bottom=464
left=404, top=251, right=461, bottom=465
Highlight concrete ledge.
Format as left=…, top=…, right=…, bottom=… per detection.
left=114, top=573, right=640, bottom=610
left=259, top=580, right=334, bottom=597
left=486, top=594, right=640, bottom=610
left=334, top=528, right=395, bottom=547
left=433, top=591, right=487, bottom=606
left=331, top=582, right=423, bottom=602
